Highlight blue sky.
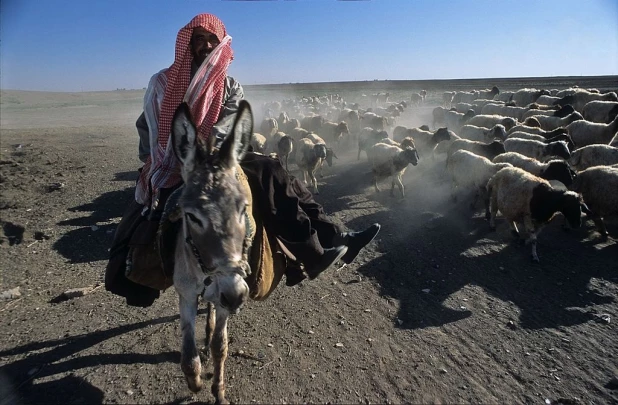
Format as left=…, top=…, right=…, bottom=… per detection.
left=1, top=0, right=617, bottom=92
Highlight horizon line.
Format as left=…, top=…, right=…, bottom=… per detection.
left=2, top=74, right=617, bottom=93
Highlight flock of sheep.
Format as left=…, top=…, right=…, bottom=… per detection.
left=249, top=85, right=618, bottom=262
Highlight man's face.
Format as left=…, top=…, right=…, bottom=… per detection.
left=191, top=27, right=221, bottom=66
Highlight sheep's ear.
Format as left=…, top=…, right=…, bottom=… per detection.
left=171, top=102, right=197, bottom=173
left=219, top=100, right=253, bottom=169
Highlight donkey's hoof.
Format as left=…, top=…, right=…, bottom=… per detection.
left=186, top=375, right=203, bottom=393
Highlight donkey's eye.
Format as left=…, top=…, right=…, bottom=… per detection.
left=238, top=204, right=247, bottom=222
left=185, top=212, right=203, bottom=227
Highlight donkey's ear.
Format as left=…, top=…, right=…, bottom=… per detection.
left=219, top=100, right=253, bottom=169
left=171, top=102, right=197, bottom=168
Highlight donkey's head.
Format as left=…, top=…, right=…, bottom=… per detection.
left=171, top=101, right=253, bottom=313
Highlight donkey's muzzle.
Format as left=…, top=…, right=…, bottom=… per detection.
left=217, top=273, right=249, bottom=314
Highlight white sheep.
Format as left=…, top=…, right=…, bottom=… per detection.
left=503, top=138, right=571, bottom=161
left=447, top=139, right=506, bottom=161
left=506, top=131, right=575, bottom=152
left=493, top=91, right=514, bottom=103
left=486, top=166, right=583, bottom=262
left=567, top=144, right=618, bottom=171
left=510, top=88, right=550, bottom=106
left=409, top=127, right=453, bottom=159
left=493, top=152, right=577, bottom=187
left=447, top=150, right=512, bottom=209
left=565, top=114, right=618, bottom=148
left=318, top=121, right=350, bottom=146
left=444, top=109, right=476, bottom=133
left=358, top=127, right=389, bottom=160
left=297, top=138, right=327, bottom=194
left=277, top=135, right=294, bottom=172
left=250, top=133, right=268, bottom=154
left=524, top=112, right=583, bottom=131
left=569, top=166, right=618, bottom=236
left=368, top=143, right=420, bottom=198
left=535, top=95, right=561, bottom=106
left=520, top=105, right=575, bottom=122
left=467, top=114, right=517, bottom=132
left=459, top=124, right=507, bottom=142
left=555, top=90, right=618, bottom=113
left=582, top=100, right=618, bottom=124
left=506, top=124, right=567, bottom=138
left=481, top=103, right=529, bottom=121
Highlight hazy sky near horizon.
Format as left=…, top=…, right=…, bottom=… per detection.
left=1, top=0, right=617, bottom=92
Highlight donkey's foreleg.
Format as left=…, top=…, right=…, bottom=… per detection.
left=204, top=302, right=216, bottom=359
left=178, top=291, right=202, bottom=393
left=211, top=309, right=230, bottom=404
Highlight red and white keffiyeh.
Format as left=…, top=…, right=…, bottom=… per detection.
left=135, top=14, right=234, bottom=210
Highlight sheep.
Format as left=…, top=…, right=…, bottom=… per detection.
left=535, top=95, right=561, bottom=106
left=478, top=86, right=500, bottom=100
left=510, top=88, right=551, bottom=106
left=301, top=115, right=325, bottom=132
left=565, top=114, right=618, bottom=148
left=524, top=111, right=583, bottom=131
left=485, top=166, right=583, bottom=262
left=284, top=118, right=301, bottom=133
left=268, top=131, right=286, bottom=153
left=503, top=138, right=571, bottom=161
left=582, top=100, right=618, bottom=124
left=432, top=106, right=448, bottom=129
left=409, top=127, right=453, bottom=158
left=358, top=127, right=389, bottom=160
left=304, top=133, right=338, bottom=176
left=277, top=135, right=294, bottom=172
left=260, top=117, right=278, bottom=137
left=400, top=137, right=416, bottom=150
left=493, top=91, right=514, bottom=103
left=507, top=124, right=567, bottom=138
left=447, top=150, right=512, bottom=209
left=506, top=132, right=575, bottom=152
left=410, top=93, right=423, bottom=106
left=569, top=166, right=618, bottom=236
left=447, top=139, right=506, bottom=161
left=377, top=138, right=400, bottom=147
left=420, top=89, right=428, bottom=101
left=250, top=133, right=268, bottom=154
left=368, top=143, right=420, bottom=198
left=481, top=103, right=529, bottom=121
left=459, top=124, right=507, bottom=142
left=455, top=102, right=482, bottom=115
left=520, top=104, right=575, bottom=121
left=452, top=91, right=480, bottom=104
left=318, top=121, right=350, bottom=146
left=393, top=125, right=416, bottom=142
left=361, top=112, right=389, bottom=131
left=567, top=144, right=618, bottom=171
left=443, top=92, right=455, bottom=108
left=467, top=114, right=517, bottom=132
left=493, top=152, right=577, bottom=187
left=554, top=90, right=618, bottom=113
left=297, top=138, right=327, bottom=194
left=444, top=109, right=476, bottom=133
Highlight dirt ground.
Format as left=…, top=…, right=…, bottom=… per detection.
left=1, top=79, right=617, bottom=405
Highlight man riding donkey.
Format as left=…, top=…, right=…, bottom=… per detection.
left=105, top=14, right=380, bottom=400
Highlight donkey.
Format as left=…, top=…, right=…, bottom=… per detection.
left=167, top=100, right=253, bottom=404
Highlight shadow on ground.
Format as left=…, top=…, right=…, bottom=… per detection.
left=0, top=310, right=207, bottom=405
left=53, top=185, right=134, bottom=263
